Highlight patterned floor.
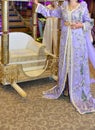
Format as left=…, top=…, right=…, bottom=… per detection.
left=0, top=75, right=95, bottom=130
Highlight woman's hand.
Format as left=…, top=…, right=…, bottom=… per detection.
left=71, top=22, right=83, bottom=29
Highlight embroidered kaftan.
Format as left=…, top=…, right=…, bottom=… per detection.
left=36, top=1, right=95, bottom=114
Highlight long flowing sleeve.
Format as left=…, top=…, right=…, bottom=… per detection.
left=35, top=3, right=62, bottom=18
left=82, top=1, right=94, bottom=31
left=81, top=2, right=95, bottom=69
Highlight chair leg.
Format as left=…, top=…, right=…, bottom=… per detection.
left=11, top=82, right=27, bottom=98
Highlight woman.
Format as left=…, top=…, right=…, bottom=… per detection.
left=33, top=0, right=95, bottom=114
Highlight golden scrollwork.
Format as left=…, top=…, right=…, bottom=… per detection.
left=0, top=64, right=18, bottom=85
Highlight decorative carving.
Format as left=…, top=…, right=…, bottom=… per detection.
left=46, top=55, right=58, bottom=77
left=0, top=56, right=58, bottom=85
left=0, top=64, right=18, bottom=84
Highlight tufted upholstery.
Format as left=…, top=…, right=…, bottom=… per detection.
left=0, top=32, right=46, bottom=70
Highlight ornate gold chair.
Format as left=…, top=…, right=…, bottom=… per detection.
left=0, top=32, right=57, bottom=97
left=0, top=0, right=58, bottom=97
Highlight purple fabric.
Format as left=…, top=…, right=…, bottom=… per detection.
left=36, top=1, right=95, bottom=114
left=86, top=32, right=95, bottom=68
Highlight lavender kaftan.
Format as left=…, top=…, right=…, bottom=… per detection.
left=36, top=1, right=95, bottom=114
